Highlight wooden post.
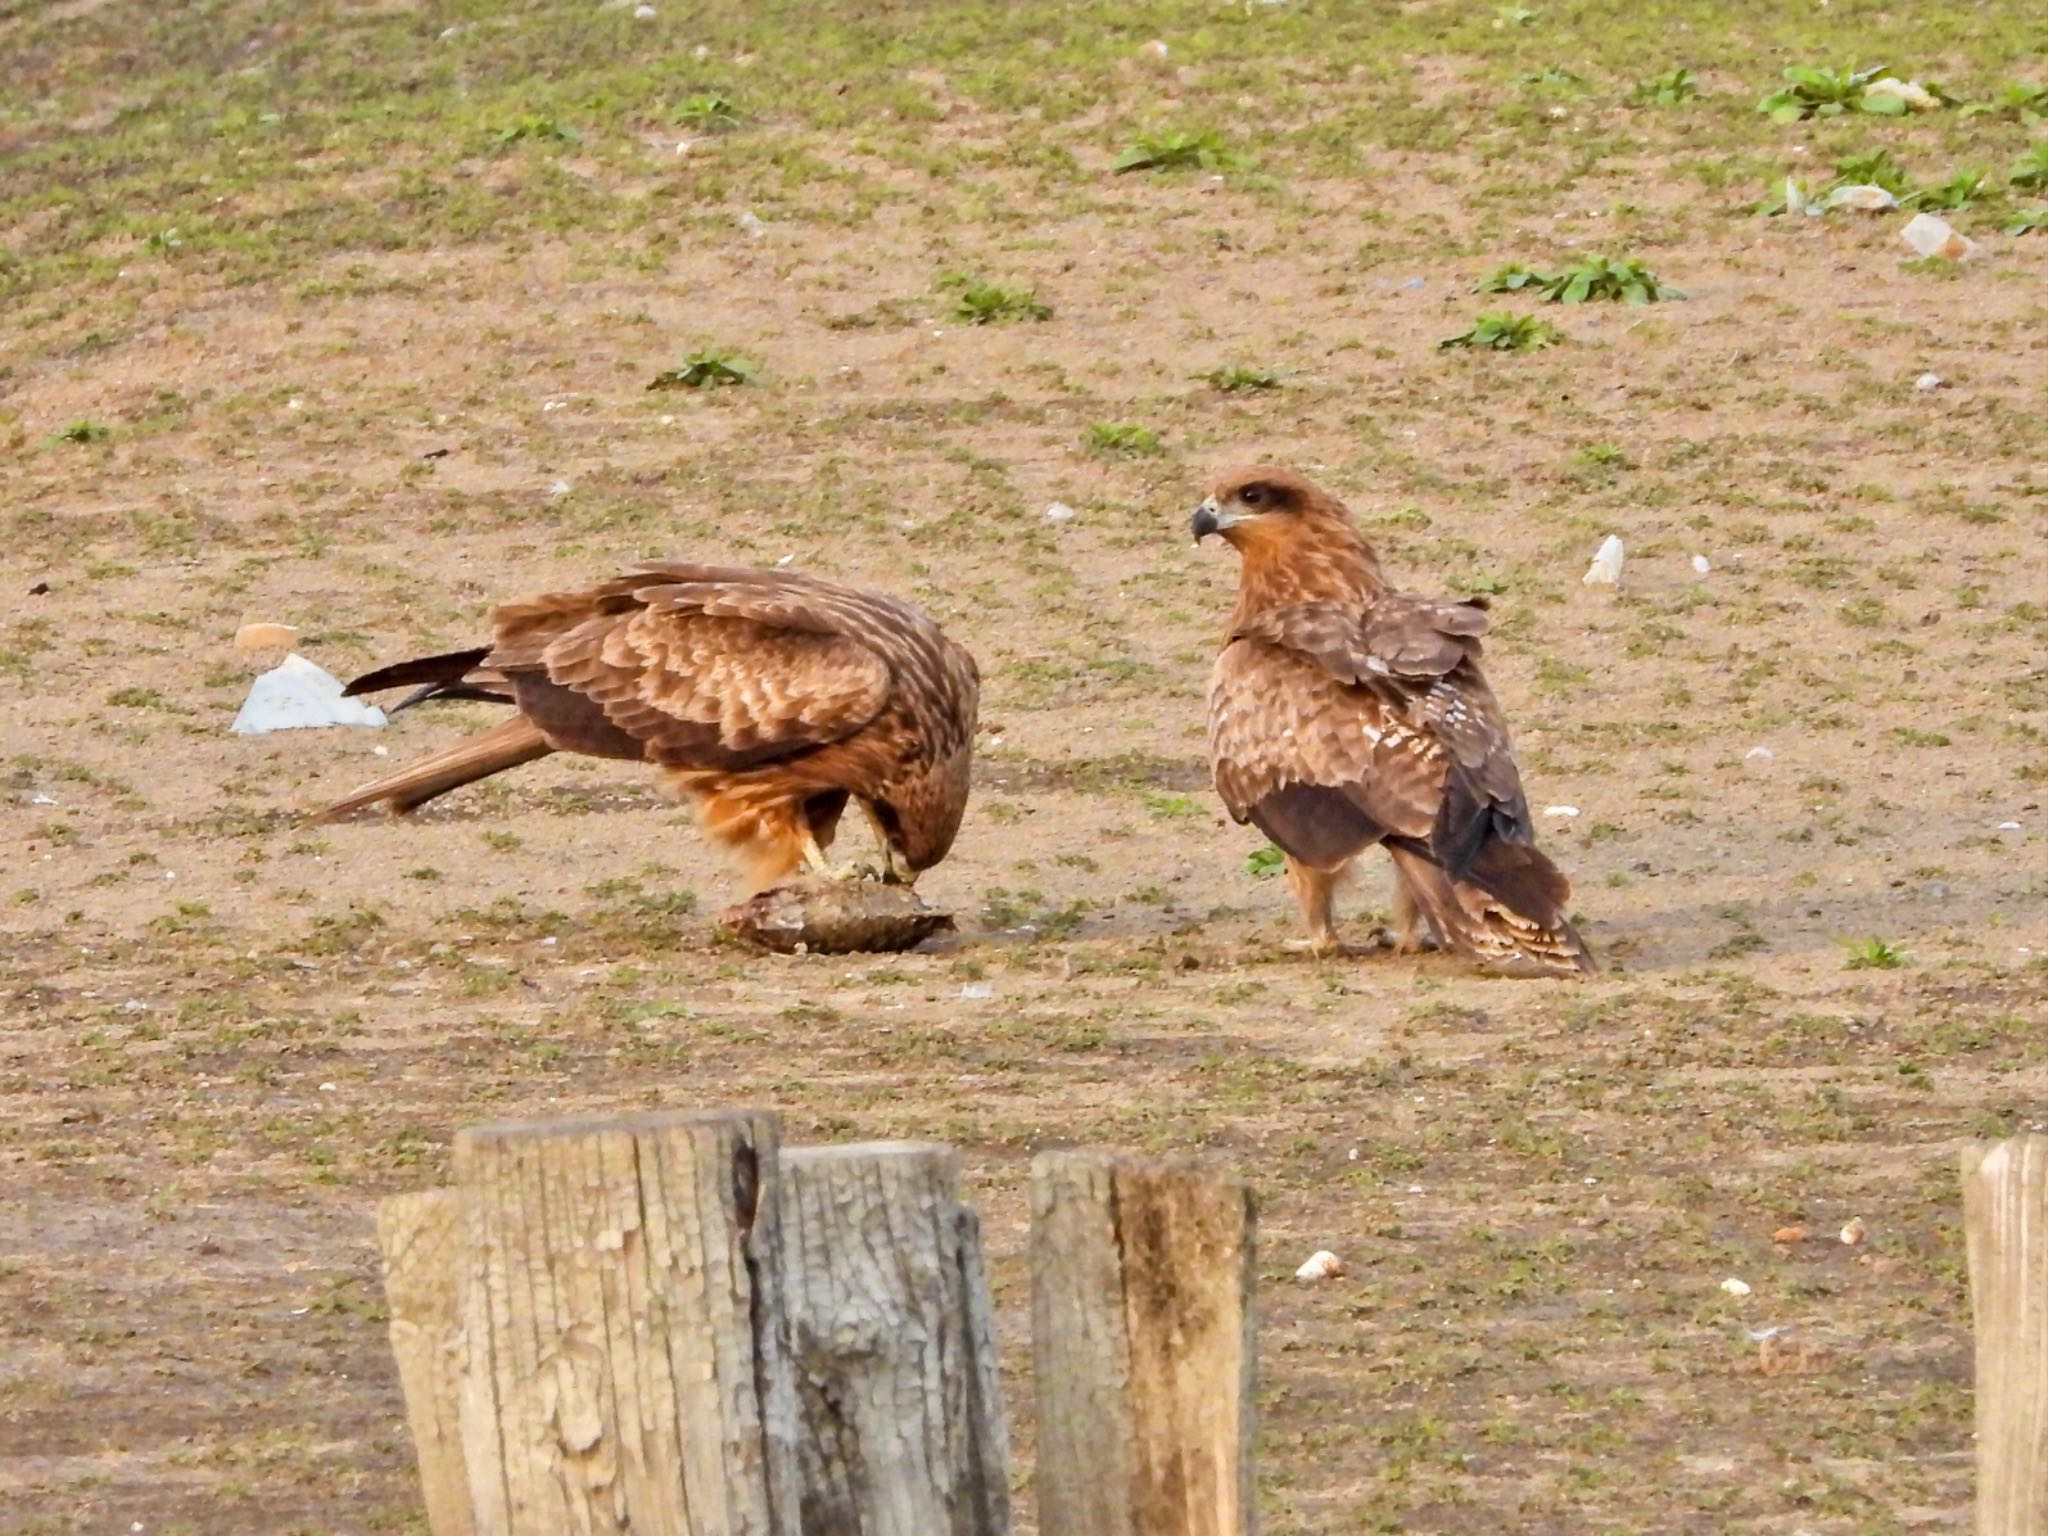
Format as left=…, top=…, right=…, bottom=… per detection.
left=377, top=1189, right=476, bottom=1536
left=1029, top=1151, right=1257, bottom=1536
left=453, top=1108, right=799, bottom=1536
left=1963, top=1134, right=2048, bottom=1536
left=779, top=1143, right=1012, bottom=1536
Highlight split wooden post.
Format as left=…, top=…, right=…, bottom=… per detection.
left=1029, top=1151, right=1257, bottom=1536
left=1963, top=1134, right=2048, bottom=1536
left=376, top=1189, right=475, bottom=1536
left=779, top=1143, right=1012, bottom=1536
left=453, top=1108, right=799, bottom=1536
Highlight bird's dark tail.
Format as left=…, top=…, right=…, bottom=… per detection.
left=303, top=717, right=553, bottom=824
left=1388, top=839, right=1595, bottom=978
left=343, top=646, right=508, bottom=714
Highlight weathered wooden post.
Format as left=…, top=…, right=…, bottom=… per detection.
left=1963, top=1134, right=2048, bottom=1536
left=453, top=1108, right=799, bottom=1536
left=779, top=1143, right=1012, bottom=1536
left=1029, top=1151, right=1257, bottom=1536
left=376, top=1189, right=475, bottom=1536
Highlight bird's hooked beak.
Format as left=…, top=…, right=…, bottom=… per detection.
left=1190, top=496, right=1237, bottom=544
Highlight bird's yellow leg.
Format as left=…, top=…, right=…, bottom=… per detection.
left=1281, top=857, right=1347, bottom=958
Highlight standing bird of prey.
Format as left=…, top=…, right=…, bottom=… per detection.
left=307, top=562, right=979, bottom=891
left=1191, top=466, right=1594, bottom=977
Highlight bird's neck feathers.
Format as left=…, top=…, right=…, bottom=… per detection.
left=1226, top=510, right=1386, bottom=628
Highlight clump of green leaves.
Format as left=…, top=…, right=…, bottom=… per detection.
left=55, top=420, right=111, bottom=444
left=1202, top=364, right=1283, bottom=392
left=1084, top=422, right=1161, bottom=456
left=939, top=273, right=1051, bottom=325
left=648, top=351, right=756, bottom=389
left=1244, top=845, right=1286, bottom=879
left=1113, top=128, right=1238, bottom=173
left=671, top=94, right=741, bottom=132
left=1630, top=68, right=1698, bottom=106
left=1493, top=5, right=1538, bottom=26
left=144, top=228, right=183, bottom=255
left=1475, top=256, right=1682, bottom=304
left=1757, top=64, right=1905, bottom=122
left=1961, top=82, right=2047, bottom=123
left=1520, top=67, right=1583, bottom=89
left=1833, top=148, right=1912, bottom=195
left=2010, top=143, right=2048, bottom=191
left=2009, top=208, right=2048, bottom=236
left=1842, top=936, right=1909, bottom=970
left=1438, top=312, right=1563, bottom=351
left=1902, top=169, right=1988, bottom=211
left=493, top=113, right=581, bottom=146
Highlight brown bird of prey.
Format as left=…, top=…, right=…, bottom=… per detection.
left=308, top=562, right=980, bottom=890
left=1191, top=466, right=1594, bottom=976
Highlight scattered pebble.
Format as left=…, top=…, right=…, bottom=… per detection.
left=1720, top=1277, right=1753, bottom=1297
left=738, top=210, right=768, bottom=239
left=1044, top=501, right=1077, bottom=523
left=1140, top=38, right=1169, bottom=59
left=1772, top=1225, right=1808, bottom=1244
left=1840, top=1217, right=1868, bottom=1246
left=633, top=3, right=656, bottom=15
left=1915, top=372, right=1944, bottom=391
left=548, top=479, right=572, bottom=497
left=1745, top=746, right=1774, bottom=764
left=1998, top=821, right=2023, bottom=831
left=1543, top=805, right=1581, bottom=818
left=1295, top=1250, right=1346, bottom=1282
left=959, top=982, right=994, bottom=1001
left=234, top=621, right=299, bottom=653
left=1690, top=554, right=1711, bottom=575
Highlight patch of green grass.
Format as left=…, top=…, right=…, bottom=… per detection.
left=1202, top=364, right=1283, bottom=392
left=671, top=94, right=742, bottom=132
left=1630, top=68, right=1698, bottom=106
left=1902, top=169, right=1989, bottom=211
left=2009, top=209, right=2048, bottom=235
left=54, top=420, right=111, bottom=444
left=1439, top=312, right=1562, bottom=351
left=648, top=351, right=756, bottom=389
left=1961, top=82, right=2048, bottom=123
left=1113, top=128, right=1238, bottom=173
left=1084, top=422, right=1161, bottom=456
left=941, top=275, right=1051, bottom=325
left=492, top=113, right=581, bottom=147
left=1245, top=844, right=1286, bottom=879
left=1843, top=937, right=1910, bottom=970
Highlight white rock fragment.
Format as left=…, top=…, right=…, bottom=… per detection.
left=1720, top=1276, right=1752, bottom=1297
left=1543, top=805, right=1581, bottom=818
left=1044, top=501, right=1077, bottom=523
left=633, top=3, right=656, bottom=16
left=231, top=655, right=388, bottom=735
left=1821, top=183, right=1896, bottom=213
left=1295, top=1250, right=1346, bottom=1282
left=1690, top=554, right=1712, bottom=575
left=1902, top=212, right=1977, bottom=260
left=1582, top=534, right=1624, bottom=587
left=738, top=210, right=768, bottom=239
left=1840, top=1216, right=1868, bottom=1246
left=1915, top=372, right=1944, bottom=391
left=1745, top=745, right=1775, bottom=764
left=1998, top=820, right=2023, bottom=831
left=959, top=982, right=995, bottom=1001
left=548, top=479, right=572, bottom=497
left=1141, top=39, right=1169, bottom=59
left=1865, top=76, right=1939, bottom=111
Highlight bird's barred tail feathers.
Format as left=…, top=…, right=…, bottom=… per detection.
left=303, top=717, right=552, bottom=825
left=1388, top=842, right=1596, bottom=978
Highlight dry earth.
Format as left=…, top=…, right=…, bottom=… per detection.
left=3, top=2, right=2047, bottom=1532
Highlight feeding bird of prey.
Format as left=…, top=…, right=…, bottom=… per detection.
left=308, top=562, right=980, bottom=894
left=1192, top=465, right=1595, bottom=977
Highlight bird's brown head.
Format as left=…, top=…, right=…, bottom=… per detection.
left=1190, top=465, right=1383, bottom=613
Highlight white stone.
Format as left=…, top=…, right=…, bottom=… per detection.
left=231, top=655, right=388, bottom=735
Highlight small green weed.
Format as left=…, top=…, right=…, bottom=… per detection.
left=1493, top=5, right=1538, bottom=26
left=1758, top=65, right=1906, bottom=122
left=648, top=351, right=756, bottom=389
left=1902, top=169, right=1988, bottom=211
left=1084, top=422, right=1161, bottom=456
left=941, top=274, right=1051, bottom=325
left=1245, top=844, right=1286, bottom=879
left=2009, top=209, right=2048, bottom=235
left=1842, top=937, right=1909, bottom=970
left=1962, top=83, right=2048, bottom=123
left=671, top=94, right=741, bottom=132
left=55, top=420, right=111, bottom=444
left=144, top=228, right=183, bottom=255
left=1439, top=312, right=1562, bottom=351
left=2009, top=143, right=2048, bottom=191
left=1114, top=128, right=1238, bottom=173
left=1477, top=257, right=1681, bottom=305
left=1630, top=68, right=1698, bottom=106
left=1834, top=149, right=1911, bottom=195
left=1202, top=364, right=1283, bottom=392
left=493, top=114, right=581, bottom=146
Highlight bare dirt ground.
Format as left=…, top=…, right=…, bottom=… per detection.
left=4, top=3, right=2047, bottom=1532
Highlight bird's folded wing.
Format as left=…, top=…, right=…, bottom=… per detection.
left=1231, top=596, right=1489, bottom=685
